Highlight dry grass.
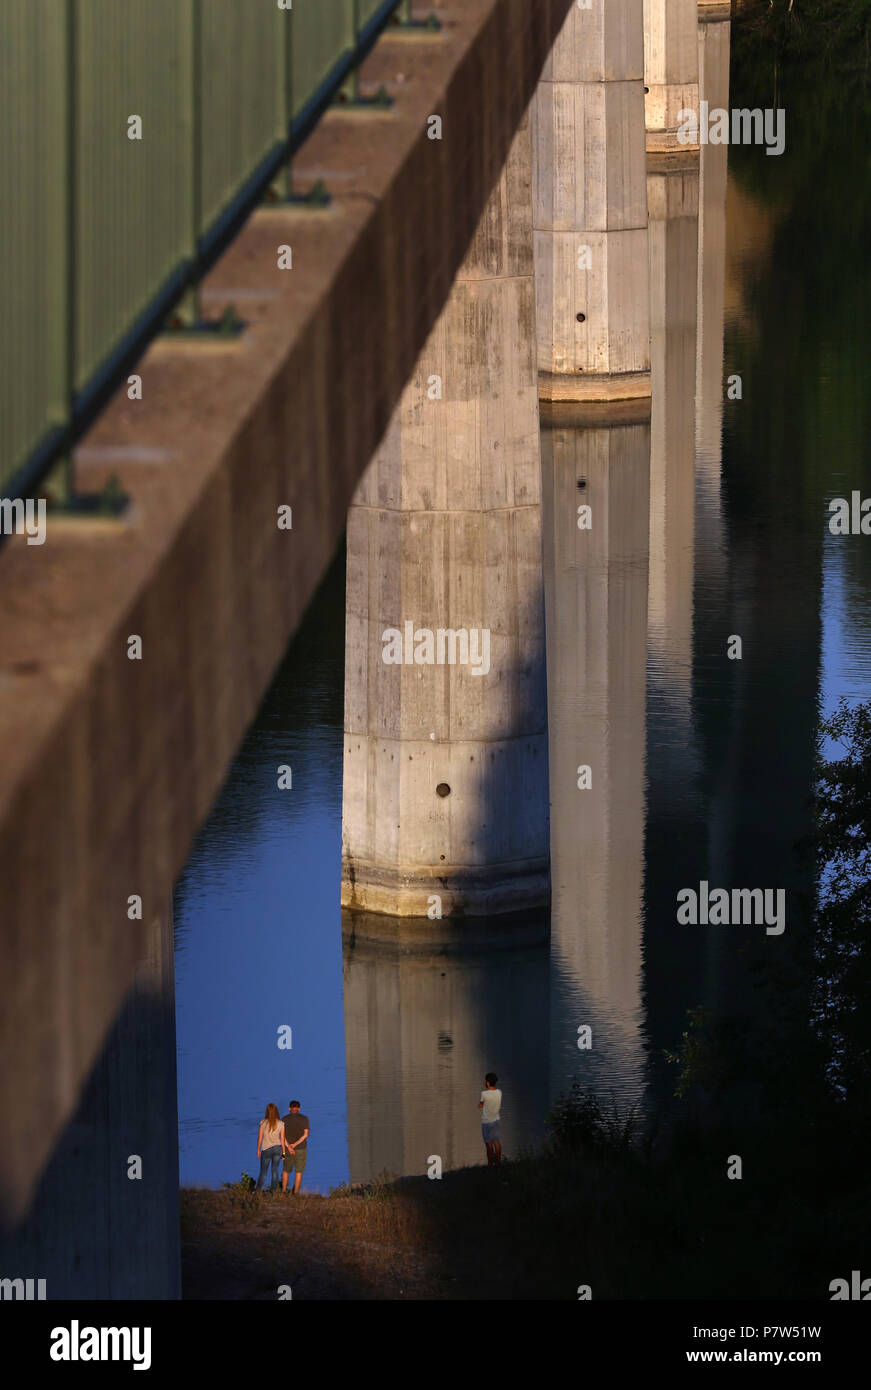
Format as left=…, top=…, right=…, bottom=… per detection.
left=181, top=1177, right=446, bottom=1300
left=180, top=1131, right=868, bottom=1300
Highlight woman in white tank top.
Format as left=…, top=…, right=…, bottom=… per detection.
left=256, top=1103, right=286, bottom=1191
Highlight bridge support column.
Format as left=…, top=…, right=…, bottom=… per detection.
left=643, top=0, right=700, bottom=154
left=532, top=0, right=650, bottom=402
left=0, top=901, right=179, bottom=1298
left=695, top=13, right=732, bottom=914
left=696, top=12, right=731, bottom=477
left=341, top=110, right=549, bottom=920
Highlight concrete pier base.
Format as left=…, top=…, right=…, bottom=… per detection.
left=341, top=111, right=549, bottom=920
left=643, top=0, right=700, bottom=154
left=532, top=0, right=650, bottom=403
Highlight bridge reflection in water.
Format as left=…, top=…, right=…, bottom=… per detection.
left=341, top=393, right=654, bottom=1174
left=170, top=15, right=739, bottom=1192
left=342, top=914, right=549, bottom=1180
left=172, top=7, right=819, bottom=1199
left=338, top=13, right=735, bottom=1157
left=543, top=409, right=650, bottom=1116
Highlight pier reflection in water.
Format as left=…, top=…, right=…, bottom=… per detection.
left=542, top=407, right=649, bottom=1114
left=175, top=17, right=860, bottom=1188
left=342, top=913, right=548, bottom=1181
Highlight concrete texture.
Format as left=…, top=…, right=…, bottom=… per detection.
left=341, top=109, right=550, bottom=918
left=0, top=902, right=179, bottom=1298
left=694, top=19, right=732, bottom=913
left=698, top=0, right=731, bottom=21
left=0, top=0, right=574, bottom=1233
left=643, top=0, right=700, bottom=152
left=696, top=18, right=730, bottom=478
left=532, top=0, right=651, bottom=401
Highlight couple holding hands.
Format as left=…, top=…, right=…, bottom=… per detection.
left=256, top=1100, right=310, bottom=1194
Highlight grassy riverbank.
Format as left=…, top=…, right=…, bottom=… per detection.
left=180, top=663, right=871, bottom=1305
left=180, top=1116, right=866, bottom=1300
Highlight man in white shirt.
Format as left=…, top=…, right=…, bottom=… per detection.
left=477, top=1072, right=503, bottom=1167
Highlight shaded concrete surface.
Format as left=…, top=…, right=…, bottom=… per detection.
left=695, top=16, right=730, bottom=483
left=0, top=0, right=574, bottom=1232
left=341, top=110, right=550, bottom=917
left=694, top=18, right=731, bottom=904
left=0, top=904, right=179, bottom=1298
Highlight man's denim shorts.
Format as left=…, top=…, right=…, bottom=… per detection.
left=482, top=1120, right=501, bottom=1142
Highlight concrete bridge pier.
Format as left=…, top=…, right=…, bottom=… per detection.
left=695, top=12, right=735, bottom=942
left=643, top=0, right=700, bottom=154
left=0, top=902, right=179, bottom=1299
left=341, top=110, right=549, bottom=920
left=532, top=0, right=650, bottom=403
left=696, top=11, right=731, bottom=482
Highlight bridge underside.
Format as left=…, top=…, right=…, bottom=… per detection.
left=0, top=0, right=574, bottom=1246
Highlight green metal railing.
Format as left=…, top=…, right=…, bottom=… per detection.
left=0, top=0, right=420, bottom=510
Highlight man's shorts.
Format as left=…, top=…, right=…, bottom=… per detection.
left=482, top=1120, right=500, bottom=1143
left=284, top=1148, right=307, bottom=1174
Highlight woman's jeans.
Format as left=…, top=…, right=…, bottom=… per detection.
left=257, top=1145, right=282, bottom=1190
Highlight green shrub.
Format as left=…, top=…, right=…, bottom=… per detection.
left=546, top=1080, right=638, bottom=1155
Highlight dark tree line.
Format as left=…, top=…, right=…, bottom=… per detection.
left=812, top=701, right=871, bottom=1104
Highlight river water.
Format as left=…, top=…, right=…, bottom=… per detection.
left=174, top=23, right=871, bottom=1192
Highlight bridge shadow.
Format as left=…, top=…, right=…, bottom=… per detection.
left=0, top=930, right=179, bottom=1299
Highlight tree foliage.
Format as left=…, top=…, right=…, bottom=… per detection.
left=812, top=700, right=871, bottom=1098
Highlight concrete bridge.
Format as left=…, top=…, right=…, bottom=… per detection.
left=0, top=0, right=729, bottom=1296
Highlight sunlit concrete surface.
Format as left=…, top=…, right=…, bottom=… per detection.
left=342, top=110, right=549, bottom=917
left=0, top=0, right=574, bottom=1241
left=532, top=0, right=651, bottom=402
left=643, top=0, right=700, bottom=153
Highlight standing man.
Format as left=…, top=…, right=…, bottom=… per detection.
left=281, top=1100, right=310, bottom=1195
left=477, top=1072, right=502, bottom=1167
